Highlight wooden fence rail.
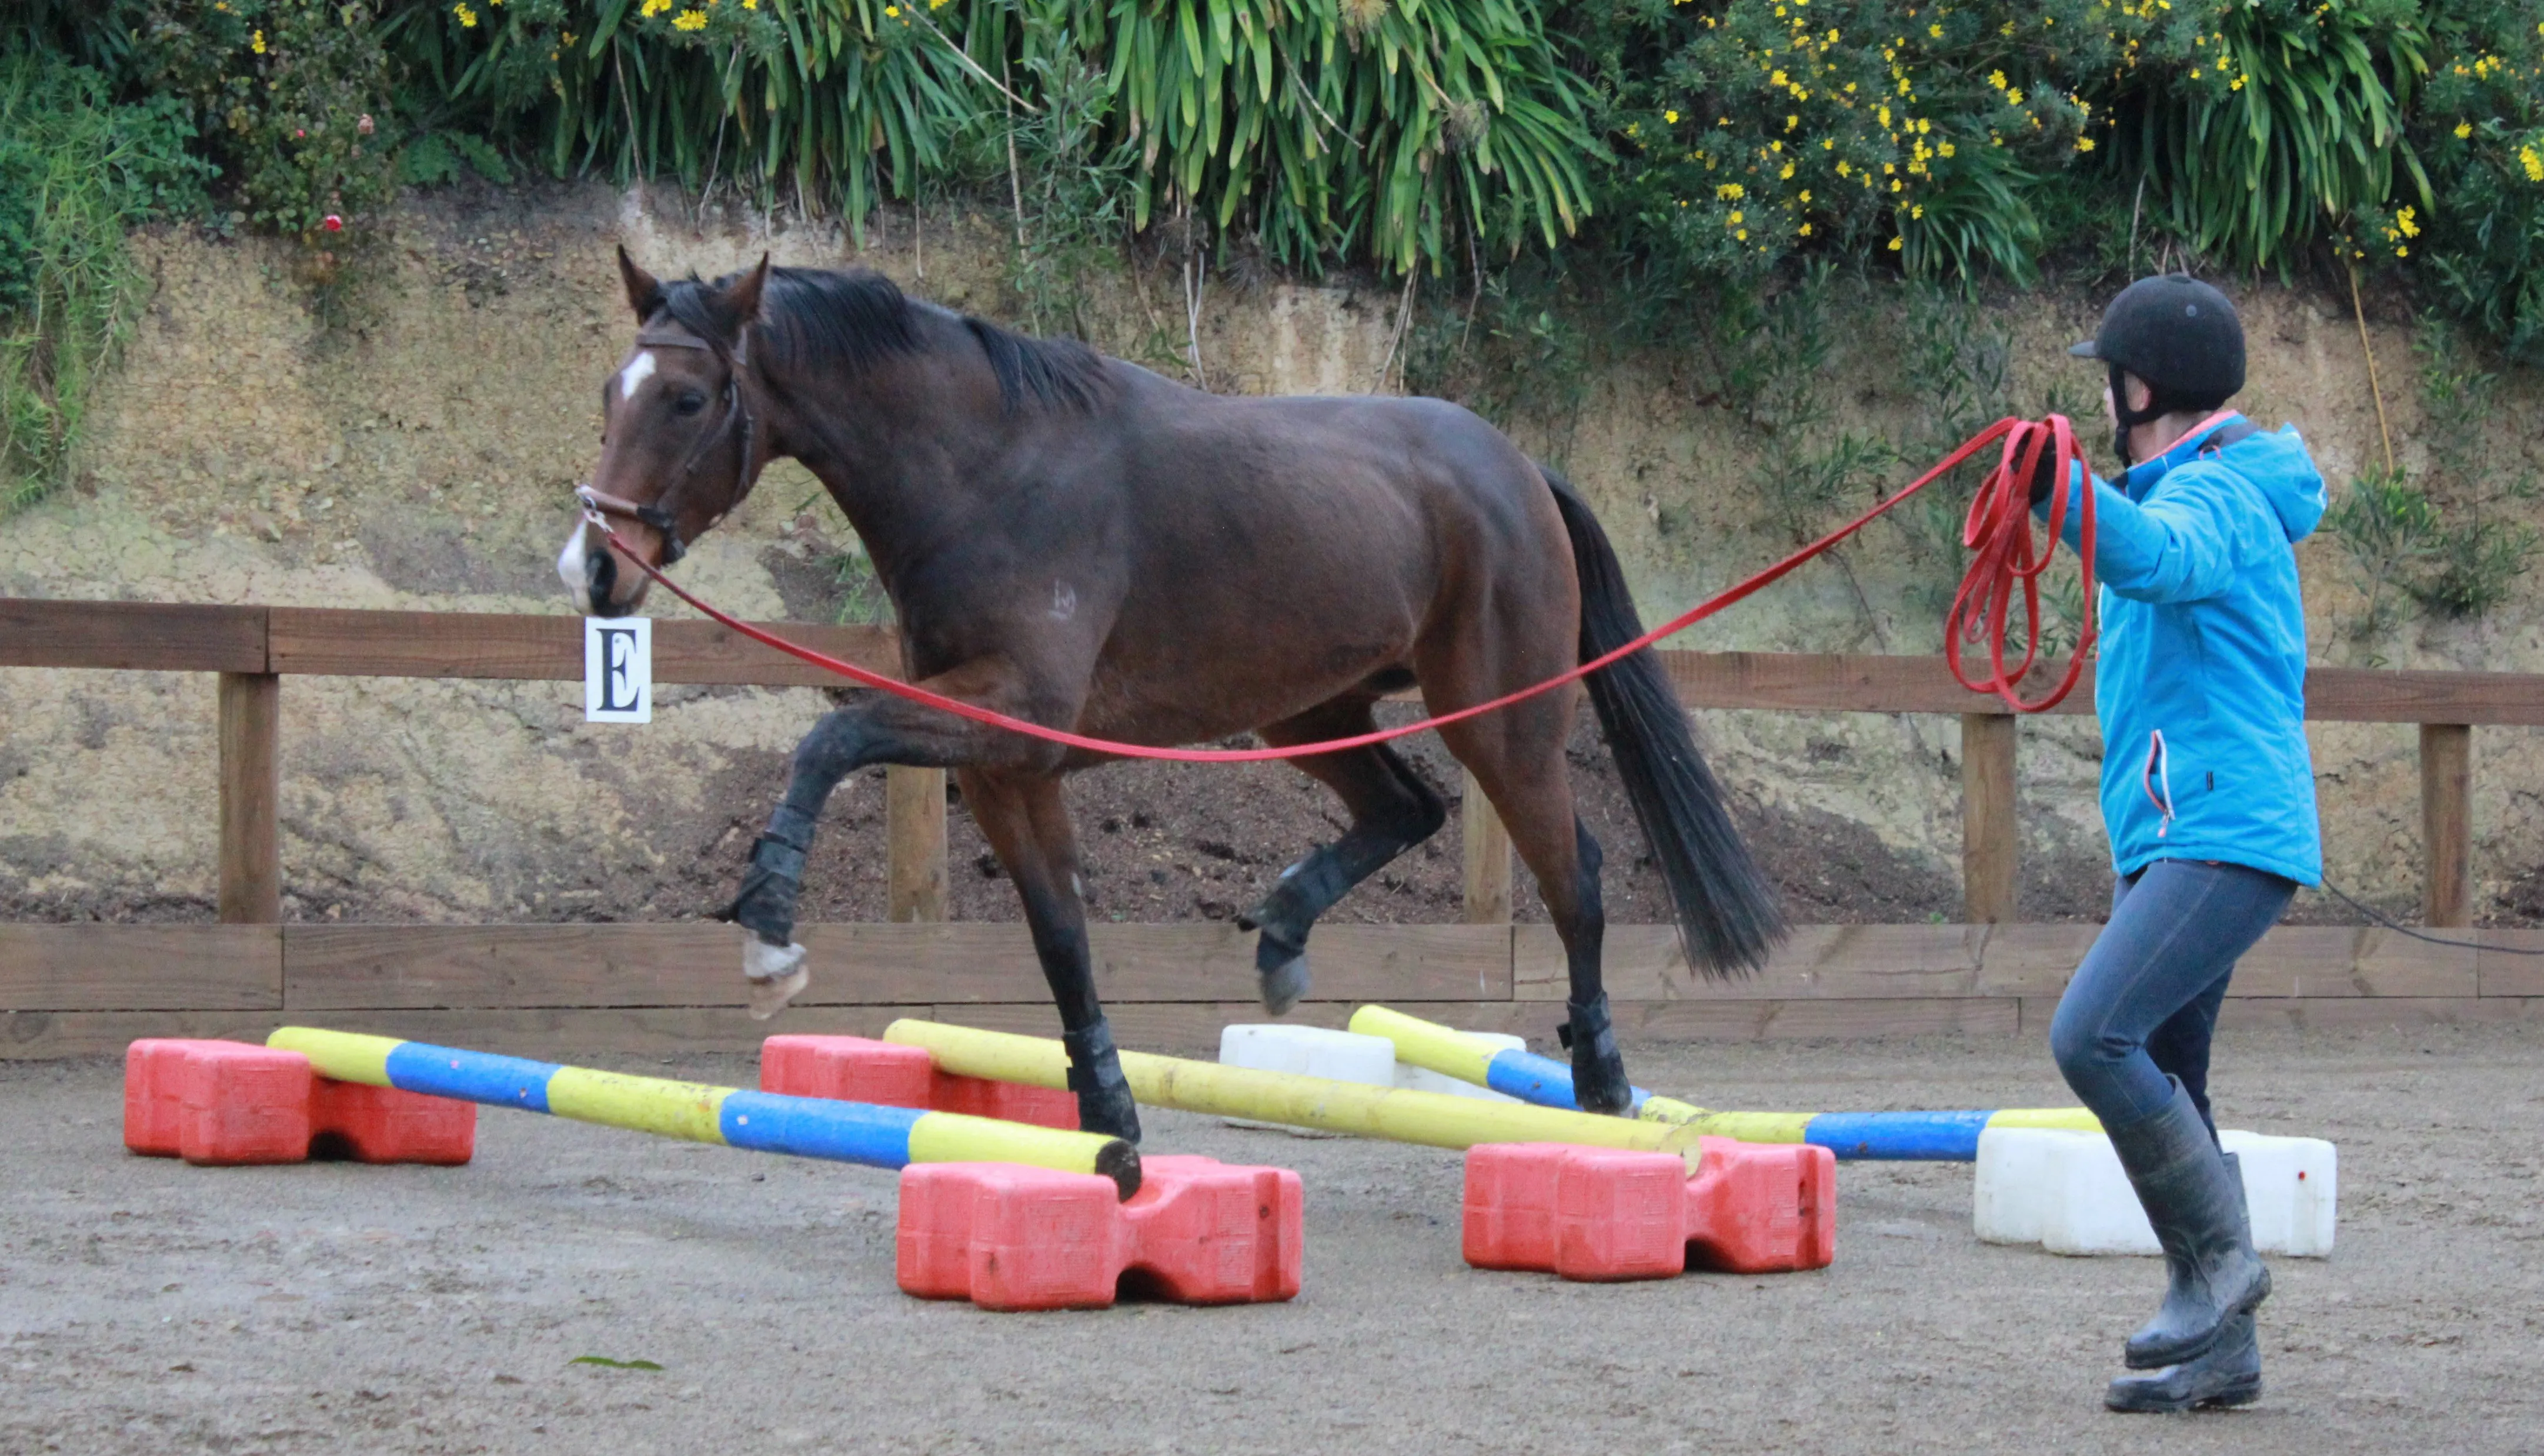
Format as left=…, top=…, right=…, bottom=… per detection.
left=9, top=597, right=2543, bottom=930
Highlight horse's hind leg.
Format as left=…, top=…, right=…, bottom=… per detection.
left=1435, top=690, right=1630, bottom=1114
left=1237, top=697, right=1447, bottom=1014
left=960, top=767, right=1140, bottom=1143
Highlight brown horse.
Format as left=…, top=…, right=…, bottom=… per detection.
left=562, top=250, right=1783, bottom=1142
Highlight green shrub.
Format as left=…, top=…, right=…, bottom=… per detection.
left=1561, top=0, right=2194, bottom=303
left=2412, top=1, right=2544, bottom=360
left=134, top=0, right=399, bottom=248
left=0, top=55, right=213, bottom=511
left=2112, top=0, right=2431, bottom=273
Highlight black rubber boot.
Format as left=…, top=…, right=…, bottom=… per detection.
left=2109, top=1080, right=2269, bottom=1370
left=1062, top=1018, right=1141, bottom=1144
left=1557, top=993, right=1631, bottom=1115
left=2105, top=1312, right=2262, bottom=1412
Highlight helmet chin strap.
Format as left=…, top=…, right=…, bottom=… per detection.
left=2108, top=362, right=2175, bottom=468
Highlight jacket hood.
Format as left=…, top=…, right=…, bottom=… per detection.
left=2225, top=426, right=2327, bottom=545
left=2130, top=418, right=2326, bottom=545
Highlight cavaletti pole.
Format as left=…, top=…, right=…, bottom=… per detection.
left=880, top=1019, right=1707, bottom=1156
left=1348, top=1006, right=2100, bottom=1160
left=266, top=1027, right=1140, bottom=1197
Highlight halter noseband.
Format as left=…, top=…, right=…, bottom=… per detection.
left=576, top=326, right=756, bottom=568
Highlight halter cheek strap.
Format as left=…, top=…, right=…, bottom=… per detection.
left=576, top=328, right=757, bottom=567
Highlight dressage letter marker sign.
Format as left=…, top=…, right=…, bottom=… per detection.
left=584, top=616, right=652, bottom=724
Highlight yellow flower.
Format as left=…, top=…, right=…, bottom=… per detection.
left=1665, top=110, right=1680, bottom=123
left=1878, top=105, right=1891, bottom=126
left=251, top=28, right=268, bottom=50
left=1988, top=69, right=2006, bottom=89
left=1735, top=229, right=1749, bottom=241
left=673, top=5, right=707, bottom=25
left=641, top=0, right=671, bottom=14
left=1836, top=161, right=1849, bottom=175
left=2523, top=145, right=2544, bottom=182
left=1728, top=210, right=1744, bottom=223
left=1937, top=141, right=1954, bottom=157
left=1798, top=222, right=1812, bottom=236
left=1771, top=70, right=1789, bottom=86
left=2454, top=121, right=2473, bottom=139
left=1928, top=22, right=1942, bottom=36
left=2006, top=87, right=2024, bottom=105
left=1717, top=182, right=1744, bottom=200
left=454, top=2, right=478, bottom=23
left=2076, top=136, right=2095, bottom=152
left=1911, top=203, right=1923, bottom=219
left=1798, top=189, right=1811, bottom=202
left=2397, top=207, right=2419, bottom=238
left=2395, top=246, right=2408, bottom=257
left=1888, top=236, right=1902, bottom=251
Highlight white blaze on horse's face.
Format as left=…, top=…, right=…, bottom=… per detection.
left=557, top=520, right=597, bottom=615
left=617, top=349, right=658, bottom=400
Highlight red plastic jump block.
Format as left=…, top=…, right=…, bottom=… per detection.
left=123, top=1039, right=475, bottom=1167
left=1463, top=1137, right=1835, bottom=1280
left=761, top=1033, right=1080, bottom=1131
left=897, top=1154, right=1304, bottom=1311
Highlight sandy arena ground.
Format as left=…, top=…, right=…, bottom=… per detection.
left=6, top=1023, right=2543, bottom=1455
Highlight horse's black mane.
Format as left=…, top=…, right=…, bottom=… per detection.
left=657, top=265, right=1111, bottom=416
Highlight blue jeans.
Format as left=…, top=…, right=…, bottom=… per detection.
left=2049, top=859, right=2298, bottom=1136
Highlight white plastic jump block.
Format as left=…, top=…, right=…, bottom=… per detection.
left=1974, top=1126, right=2336, bottom=1258
left=1217, top=1024, right=1523, bottom=1104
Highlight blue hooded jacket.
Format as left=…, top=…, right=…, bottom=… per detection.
left=2041, top=415, right=2326, bottom=885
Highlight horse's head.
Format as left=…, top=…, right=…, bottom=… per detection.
left=560, top=247, right=772, bottom=616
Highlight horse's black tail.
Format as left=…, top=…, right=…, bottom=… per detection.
left=1543, top=462, right=1786, bottom=978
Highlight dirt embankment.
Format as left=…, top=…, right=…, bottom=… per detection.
left=3, top=181, right=2540, bottom=928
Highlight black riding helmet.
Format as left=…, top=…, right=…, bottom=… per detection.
left=2071, top=273, right=2245, bottom=466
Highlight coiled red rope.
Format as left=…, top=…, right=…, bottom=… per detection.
left=589, top=414, right=2092, bottom=762
left=1945, top=412, right=2096, bottom=713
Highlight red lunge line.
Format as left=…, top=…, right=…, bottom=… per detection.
left=592, top=416, right=2092, bottom=763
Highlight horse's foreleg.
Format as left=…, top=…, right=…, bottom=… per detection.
left=725, top=667, right=1068, bottom=1018
left=963, top=769, right=1140, bottom=1142
left=1238, top=706, right=1446, bottom=1014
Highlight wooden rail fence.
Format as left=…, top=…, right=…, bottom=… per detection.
left=7, top=597, right=2543, bottom=1056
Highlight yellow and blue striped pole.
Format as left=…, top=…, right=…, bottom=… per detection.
left=267, top=1027, right=1140, bottom=1197
left=881, top=1018, right=1708, bottom=1156
left=1348, top=1006, right=2100, bottom=1160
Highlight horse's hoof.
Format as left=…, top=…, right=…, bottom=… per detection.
left=1259, top=953, right=1311, bottom=1016
left=742, top=934, right=809, bottom=1020
left=1572, top=1045, right=1633, bottom=1116
left=1079, top=1081, right=1143, bottom=1144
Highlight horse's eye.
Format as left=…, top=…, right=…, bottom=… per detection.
left=673, top=390, right=708, bottom=416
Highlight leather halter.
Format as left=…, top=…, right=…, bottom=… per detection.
left=575, top=326, right=756, bottom=567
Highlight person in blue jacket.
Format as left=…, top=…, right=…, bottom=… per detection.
left=2028, top=273, right=2326, bottom=1413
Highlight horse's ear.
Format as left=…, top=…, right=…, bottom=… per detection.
left=617, top=244, right=663, bottom=321
left=715, top=253, right=771, bottom=337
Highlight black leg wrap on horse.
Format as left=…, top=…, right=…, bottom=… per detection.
left=1061, top=1018, right=1142, bottom=1144
left=2105, top=1312, right=2262, bottom=1413
left=1559, top=993, right=1632, bottom=1115
left=2114, top=1080, right=2270, bottom=1370
left=719, top=805, right=817, bottom=947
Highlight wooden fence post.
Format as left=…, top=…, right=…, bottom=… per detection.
left=1961, top=712, right=2017, bottom=924
left=886, top=765, right=949, bottom=923
left=1462, top=768, right=1513, bottom=924
left=217, top=672, right=281, bottom=924
left=2421, top=722, right=2472, bottom=928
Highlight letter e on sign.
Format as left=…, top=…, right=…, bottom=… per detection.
left=585, top=616, right=653, bottom=724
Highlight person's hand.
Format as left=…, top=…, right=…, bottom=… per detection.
left=2025, top=438, right=2064, bottom=506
